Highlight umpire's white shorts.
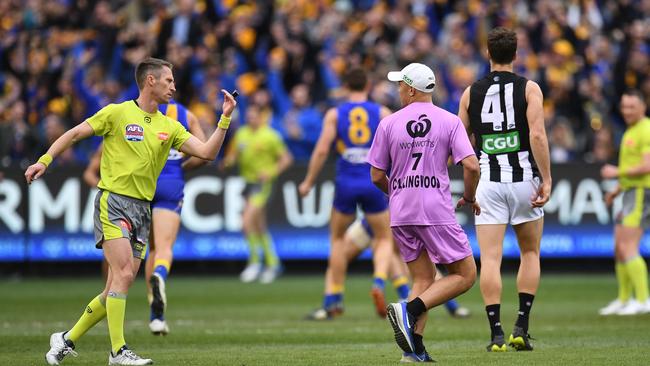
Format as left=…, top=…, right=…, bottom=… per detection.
left=475, top=178, right=544, bottom=225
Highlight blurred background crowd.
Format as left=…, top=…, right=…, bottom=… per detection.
left=0, top=0, right=648, bottom=168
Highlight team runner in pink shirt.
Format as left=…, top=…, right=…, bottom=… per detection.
left=367, top=63, right=481, bottom=362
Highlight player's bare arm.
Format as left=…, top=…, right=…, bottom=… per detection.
left=83, top=144, right=103, bottom=187
left=458, top=87, right=477, bottom=148
left=179, top=89, right=236, bottom=161
left=455, top=154, right=481, bottom=215
left=298, top=108, right=337, bottom=197
left=181, top=110, right=210, bottom=170
left=370, top=166, right=389, bottom=194
left=526, top=80, right=552, bottom=207
left=458, top=86, right=473, bottom=137
left=25, top=121, right=96, bottom=184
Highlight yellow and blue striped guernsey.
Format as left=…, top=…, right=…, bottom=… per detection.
left=87, top=100, right=192, bottom=201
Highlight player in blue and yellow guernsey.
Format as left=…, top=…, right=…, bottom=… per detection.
left=299, top=68, right=394, bottom=318
left=83, top=100, right=207, bottom=336
left=26, top=58, right=236, bottom=366
left=146, top=101, right=207, bottom=334
left=600, top=89, right=650, bottom=316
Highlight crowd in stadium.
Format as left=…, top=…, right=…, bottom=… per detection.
left=0, top=0, right=648, bottom=168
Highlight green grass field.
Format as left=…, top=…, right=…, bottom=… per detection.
left=1, top=273, right=648, bottom=365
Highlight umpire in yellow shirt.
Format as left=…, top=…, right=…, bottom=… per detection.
left=25, top=58, right=237, bottom=365
left=600, top=89, right=650, bottom=316
left=223, top=104, right=293, bottom=284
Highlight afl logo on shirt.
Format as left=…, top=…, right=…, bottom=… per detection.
left=125, top=124, right=144, bottom=142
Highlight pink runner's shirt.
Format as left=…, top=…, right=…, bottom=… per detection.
left=367, top=102, right=475, bottom=226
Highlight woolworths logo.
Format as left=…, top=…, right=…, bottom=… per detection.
left=482, top=131, right=520, bottom=154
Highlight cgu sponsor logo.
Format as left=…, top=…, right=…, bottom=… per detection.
left=482, top=131, right=520, bottom=154
left=125, top=124, right=144, bottom=142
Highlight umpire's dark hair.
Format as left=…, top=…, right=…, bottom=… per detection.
left=487, top=27, right=518, bottom=64
left=344, top=68, right=368, bottom=92
left=135, top=58, right=173, bottom=89
left=622, top=89, right=646, bottom=103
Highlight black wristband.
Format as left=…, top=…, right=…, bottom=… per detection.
left=463, top=195, right=475, bottom=203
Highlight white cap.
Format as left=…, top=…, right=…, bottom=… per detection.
left=387, top=63, right=436, bottom=93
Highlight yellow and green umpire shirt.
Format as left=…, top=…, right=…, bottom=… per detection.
left=619, top=117, right=650, bottom=190
left=233, top=124, right=287, bottom=183
left=87, top=100, right=192, bottom=201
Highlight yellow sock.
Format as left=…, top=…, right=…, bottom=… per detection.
left=615, top=262, right=632, bottom=302
left=373, top=272, right=387, bottom=290
left=625, top=256, right=649, bottom=302
left=331, top=283, right=345, bottom=294
left=106, top=292, right=127, bottom=354
left=153, top=259, right=171, bottom=273
left=67, top=295, right=107, bottom=343
left=246, top=234, right=261, bottom=264
left=392, top=275, right=409, bottom=288
left=260, top=233, right=279, bottom=268
left=374, top=272, right=388, bottom=281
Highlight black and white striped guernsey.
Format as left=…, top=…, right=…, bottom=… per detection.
left=468, top=71, right=539, bottom=183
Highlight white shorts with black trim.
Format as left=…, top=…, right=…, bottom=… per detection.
left=474, top=177, right=544, bottom=225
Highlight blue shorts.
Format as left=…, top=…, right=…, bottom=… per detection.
left=333, top=180, right=388, bottom=215
left=152, top=178, right=184, bottom=214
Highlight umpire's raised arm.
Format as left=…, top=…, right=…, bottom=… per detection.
left=178, top=89, right=237, bottom=160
